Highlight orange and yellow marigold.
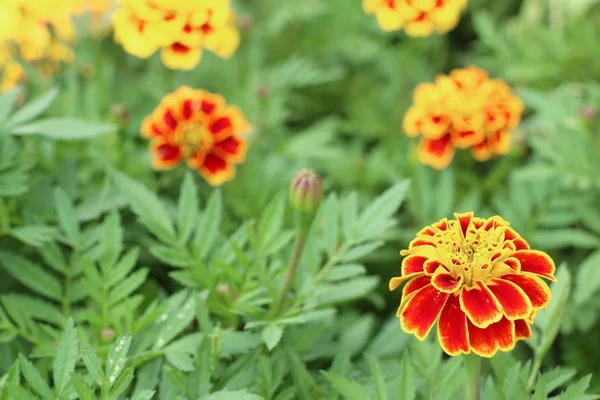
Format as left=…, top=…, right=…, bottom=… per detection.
left=390, top=212, right=556, bottom=357
left=363, top=0, right=467, bottom=36
left=403, top=66, right=524, bottom=169
left=112, top=0, right=240, bottom=70
left=141, top=86, right=251, bottom=186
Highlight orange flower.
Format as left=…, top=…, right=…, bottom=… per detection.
left=112, top=0, right=240, bottom=70
left=390, top=212, right=556, bottom=357
left=141, top=86, right=251, bottom=186
left=403, top=66, right=524, bottom=169
left=362, top=0, right=467, bottom=36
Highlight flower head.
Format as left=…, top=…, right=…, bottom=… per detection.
left=112, top=0, right=240, bottom=70
left=390, top=212, right=556, bottom=357
left=403, top=66, right=524, bottom=169
left=141, top=86, right=251, bottom=186
left=290, top=169, right=323, bottom=215
left=363, top=0, right=467, bottom=36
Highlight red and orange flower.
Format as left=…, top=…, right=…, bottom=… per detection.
left=112, top=0, right=240, bottom=70
left=141, top=86, right=251, bottom=186
left=390, top=212, right=556, bottom=357
left=362, top=0, right=467, bottom=36
left=403, top=66, right=524, bottom=169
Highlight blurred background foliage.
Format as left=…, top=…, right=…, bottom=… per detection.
left=2, top=0, right=600, bottom=396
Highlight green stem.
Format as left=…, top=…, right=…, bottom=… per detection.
left=464, top=354, right=481, bottom=400
left=273, top=228, right=308, bottom=316
left=527, top=356, right=543, bottom=391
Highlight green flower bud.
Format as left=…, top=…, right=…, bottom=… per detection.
left=290, top=169, right=323, bottom=215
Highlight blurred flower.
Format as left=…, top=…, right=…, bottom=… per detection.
left=0, top=62, right=25, bottom=92
left=141, top=86, right=251, bottom=186
left=390, top=212, right=556, bottom=357
left=362, top=0, right=467, bottom=36
left=290, top=169, right=323, bottom=215
left=112, top=0, right=241, bottom=70
left=403, top=66, right=524, bottom=169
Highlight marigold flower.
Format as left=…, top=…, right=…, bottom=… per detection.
left=390, top=212, right=556, bottom=357
left=363, top=0, right=467, bottom=36
left=112, top=0, right=240, bottom=70
left=403, top=66, right=524, bottom=169
left=141, top=86, right=251, bottom=186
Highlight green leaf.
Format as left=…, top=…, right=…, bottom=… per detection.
left=8, top=88, right=58, bottom=126
left=322, top=195, right=340, bottom=255
left=340, top=241, right=384, bottom=263
left=8, top=225, right=57, bottom=247
left=200, top=390, right=265, bottom=400
left=106, top=336, right=132, bottom=388
left=177, top=173, right=199, bottom=243
left=70, top=372, right=96, bottom=400
left=0, top=251, right=62, bottom=301
left=130, top=390, right=156, bottom=400
left=0, top=361, right=20, bottom=400
left=0, top=88, right=21, bottom=121
left=356, top=180, right=410, bottom=241
left=53, top=318, right=79, bottom=396
left=539, top=367, right=577, bottom=395
left=18, top=354, right=54, bottom=399
left=111, top=367, right=135, bottom=398
left=574, top=250, right=600, bottom=305
left=530, top=229, right=600, bottom=249
left=256, top=194, right=286, bottom=255
left=188, top=336, right=212, bottom=398
left=193, top=190, right=222, bottom=259
left=81, top=345, right=104, bottom=384
left=369, top=357, right=389, bottom=400
left=321, top=371, right=370, bottom=400
left=110, top=170, right=175, bottom=241
left=108, top=268, right=149, bottom=306
left=560, top=375, right=595, bottom=400
left=54, top=187, right=81, bottom=247
left=10, top=117, right=115, bottom=140
left=323, top=264, right=366, bottom=282
left=220, top=330, right=262, bottom=357
left=397, top=351, right=416, bottom=400
left=317, top=276, right=379, bottom=304
left=262, top=325, right=284, bottom=352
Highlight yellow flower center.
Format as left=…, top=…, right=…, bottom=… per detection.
left=175, top=122, right=213, bottom=157
left=439, top=224, right=513, bottom=288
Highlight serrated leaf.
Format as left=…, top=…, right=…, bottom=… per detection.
left=574, top=250, right=600, bottom=305
left=106, top=336, right=132, bottom=388
left=530, top=229, right=600, bottom=249
left=322, top=194, right=340, bottom=255
left=193, top=190, right=222, bottom=259
left=323, top=264, right=366, bottom=282
left=560, top=375, right=594, bottom=400
left=110, top=170, right=175, bottom=241
left=262, top=325, right=283, bottom=351
left=8, top=225, right=57, bottom=247
left=340, top=241, right=384, bottom=263
left=54, top=187, right=81, bottom=247
left=539, top=367, right=577, bottom=395
left=0, top=361, right=20, bottom=399
left=356, top=180, right=410, bottom=241
left=0, top=88, right=21, bottom=121
left=177, top=173, right=199, bottom=243
left=8, top=88, right=58, bottom=126
left=130, top=390, right=156, bottom=400
left=111, top=367, right=135, bottom=398
left=70, top=372, right=96, bottom=400
left=53, top=318, right=79, bottom=396
left=10, top=117, right=115, bottom=140
left=369, top=357, right=389, bottom=400
left=154, top=294, right=196, bottom=349
left=108, top=268, right=149, bottom=306
left=18, top=354, right=54, bottom=399
left=220, top=330, right=262, bottom=358
left=256, top=194, right=285, bottom=255
left=81, top=345, right=104, bottom=384
left=322, top=371, right=370, bottom=400
left=317, top=276, right=379, bottom=304
left=0, top=251, right=62, bottom=301
left=397, top=351, right=416, bottom=400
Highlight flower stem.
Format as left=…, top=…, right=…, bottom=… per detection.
left=464, top=354, right=482, bottom=400
left=273, top=228, right=308, bottom=316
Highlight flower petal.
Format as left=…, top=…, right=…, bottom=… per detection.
left=402, top=255, right=428, bottom=275
left=467, top=317, right=515, bottom=357
left=400, top=285, right=450, bottom=340
left=512, top=250, right=556, bottom=281
left=514, top=319, right=532, bottom=341
left=389, top=272, right=424, bottom=291
left=402, top=275, right=432, bottom=298
left=455, top=211, right=474, bottom=238
left=197, top=152, right=235, bottom=186
left=212, top=135, right=248, bottom=163
left=437, top=294, right=470, bottom=356
left=150, top=141, right=183, bottom=170
left=488, top=279, right=533, bottom=320
left=161, top=43, right=202, bottom=70
left=424, top=259, right=448, bottom=274
left=431, top=270, right=463, bottom=293
left=502, top=274, right=552, bottom=310
left=459, top=282, right=503, bottom=328
left=418, top=134, right=455, bottom=170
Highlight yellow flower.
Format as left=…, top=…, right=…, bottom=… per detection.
left=112, top=0, right=241, bottom=70
left=363, top=0, right=467, bottom=36
left=402, top=66, right=524, bottom=169
left=0, top=62, right=25, bottom=92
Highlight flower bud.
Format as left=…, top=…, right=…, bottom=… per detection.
left=290, top=169, right=322, bottom=215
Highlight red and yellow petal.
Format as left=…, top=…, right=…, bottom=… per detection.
left=401, top=255, right=428, bottom=275
left=389, top=272, right=424, bottom=291
left=512, top=250, right=556, bottom=281
left=400, top=284, right=450, bottom=340
left=212, top=135, right=248, bottom=163
left=149, top=140, right=183, bottom=170
left=455, top=211, right=474, bottom=238
left=161, top=43, right=203, bottom=71
left=196, top=152, right=236, bottom=186
left=418, top=134, right=455, bottom=170
left=467, top=317, right=516, bottom=357
left=487, top=279, right=533, bottom=320
left=208, top=114, right=235, bottom=141
left=424, top=259, right=448, bottom=275
left=502, top=274, right=552, bottom=310
left=402, top=275, right=432, bottom=298
left=431, top=269, right=463, bottom=293
left=459, top=282, right=503, bottom=328
left=514, top=319, right=532, bottom=340
left=437, top=294, right=470, bottom=356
